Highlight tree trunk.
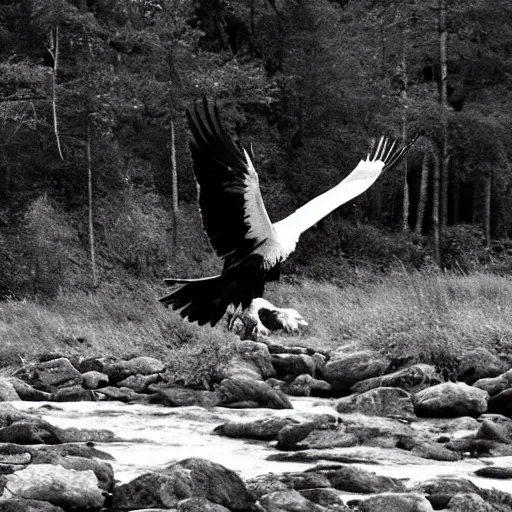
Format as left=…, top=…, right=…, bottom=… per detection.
left=50, top=26, right=64, bottom=160
left=484, top=169, right=492, bottom=247
left=170, top=117, right=179, bottom=254
left=415, top=147, right=430, bottom=235
left=432, top=145, right=441, bottom=266
left=86, top=122, right=98, bottom=288
left=400, top=22, right=409, bottom=231
left=439, top=0, right=449, bottom=229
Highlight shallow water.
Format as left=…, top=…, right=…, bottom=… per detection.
left=12, top=398, right=512, bottom=497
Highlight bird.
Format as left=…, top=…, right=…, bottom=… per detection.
left=160, top=97, right=418, bottom=334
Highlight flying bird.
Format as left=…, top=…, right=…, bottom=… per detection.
left=160, top=98, right=417, bottom=335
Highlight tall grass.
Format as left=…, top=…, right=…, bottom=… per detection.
left=1, top=270, right=512, bottom=382
left=267, top=271, right=512, bottom=370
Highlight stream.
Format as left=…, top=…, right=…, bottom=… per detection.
left=12, top=398, right=512, bottom=498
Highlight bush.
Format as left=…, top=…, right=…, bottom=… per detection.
left=441, top=224, right=489, bottom=271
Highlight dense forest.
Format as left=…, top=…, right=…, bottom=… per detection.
left=1, top=0, right=512, bottom=298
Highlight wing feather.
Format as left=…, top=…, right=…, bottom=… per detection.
left=187, top=98, right=282, bottom=270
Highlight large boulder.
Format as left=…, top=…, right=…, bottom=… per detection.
left=0, top=464, right=104, bottom=509
left=335, top=387, right=415, bottom=418
left=457, top=348, right=509, bottom=384
left=51, top=385, right=96, bottom=402
left=237, top=341, right=275, bottom=379
left=284, top=375, right=331, bottom=397
left=105, top=356, right=165, bottom=384
left=320, top=465, right=405, bottom=494
left=82, top=371, right=109, bottom=390
left=6, top=378, right=52, bottom=401
left=413, top=382, right=488, bottom=417
left=0, top=379, right=20, bottom=401
left=151, top=386, right=220, bottom=407
left=31, top=452, right=115, bottom=491
left=0, top=498, right=65, bottom=511
left=488, top=389, right=512, bottom=418
left=178, top=496, right=231, bottom=512
left=12, top=358, right=82, bottom=392
left=323, top=351, right=387, bottom=391
left=117, top=373, right=160, bottom=392
left=447, top=493, right=498, bottom=512
left=214, top=417, right=298, bottom=441
left=474, top=369, right=512, bottom=397
left=351, top=364, right=442, bottom=393
left=258, top=490, right=327, bottom=512
left=0, top=421, right=60, bottom=445
left=356, top=493, right=434, bottom=512
left=113, top=458, right=252, bottom=511
left=217, top=378, right=292, bottom=409
left=271, top=354, right=316, bottom=380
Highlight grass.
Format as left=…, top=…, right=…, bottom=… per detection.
left=1, top=270, right=512, bottom=385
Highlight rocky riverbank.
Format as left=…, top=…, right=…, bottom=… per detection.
left=1, top=339, right=512, bottom=511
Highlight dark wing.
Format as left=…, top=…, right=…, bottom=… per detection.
left=187, top=97, right=283, bottom=271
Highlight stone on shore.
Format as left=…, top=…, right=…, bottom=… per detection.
left=355, top=493, right=434, bottom=512
left=105, top=356, right=165, bottom=384
left=323, top=351, right=387, bottom=391
left=217, top=378, right=292, bottom=409
left=335, top=387, right=415, bottom=418
left=473, top=369, right=512, bottom=397
left=351, top=364, right=441, bottom=394
left=413, top=382, right=488, bottom=417
left=0, top=464, right=104, bottom=509
left=271, top=354, right=316, bottom=379
left=82, top=371, right=109, bottom=390
left=284, top=374, right=331, bottom=397
left=457, top=348, right=509, bottom=384
left=13, top=358, right=82, bottom=392
left=488, top=389, right=512, bottom=418
left=7, top=378, right=52, bottom=401
left=0, top=498, right=65, bottom=511
left=0, top=378, right=20, bottom=401
left=447, top=493, right=499, bottom=512
left=214, top=417, right=298, bottom=440
left=258, top=490, right=328, bottom=512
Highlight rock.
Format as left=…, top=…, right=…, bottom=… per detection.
left=271, top=354, right=316, bottom=379
left=6, top=378, right=52, bottom=401
left=237, top=341, right=276, bottom=379
left=77, top=356, right=115, bottom=374
left=0, top=421, right=60, bottom=445
left=114, top=458, right=252, bottom=511
left=12, top=358, right=82, bottom=392
left=457, top=348, right=509, bottom=384
left=474, top=466, right=512, bottom=479
left=105, top=356, right=165, bottom=384
left=335, top=387, right=415, bottom=418
left=33, top=443, right=115, bottom=461
left=356, top=493, right=434, bottom=512
left=488, top=389, right=512, bottom=418
left=474, top=369, right=512, bottom=397
left=408, top=441, right=459, bottom=462
left=0, top=378, right=20, bottom=401
left=214, top=417, right=298, bottom=440
left=284, top=375, right=331, bottom=397
left=320, top=464, right=405, bottom=494
left=476, top=419, right=511, bottom=444
left=0, top=498, right=65, bottom=511
left=52, top=426, right=118, bottom=443
left=298, top=488, right=348, bottom=508
left=0, top=464, right=104, bottom=509
left=118, top=373, right=160, bottom=392
left=351, top=364, right=442, bottom=394
left=217, top=378, right=292, bottom=409
left=82, top=371, right=109, bottom=389
left=95, top=386, right=150, bottom=403
left=413, top=382, right=488, bottom=417
left=151, top=386, right=220, bottom=407
left=280, top=472, right=332, bottom=490
left=323, top=351, right=387, bottom=391
left=445, top=438, right=512, bottom=457
left=166, top=458, right=252, bottom=511
left=51, top=385, right=96, bottom=402
left=258, top=490, right=327, bottom=512
left=447, top=493, right=498, bottom=512
left=246, top=474, right=290, bottom=499
left=178, top=496, right=231, bottom=512
left=277, top=422, right=319, bottom=450
left=414, top=477, right=481, bottom=496
left=31, top=452, right=115, bottom=490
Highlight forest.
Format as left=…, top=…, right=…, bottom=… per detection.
left=1, top=0, right=512, bottom=299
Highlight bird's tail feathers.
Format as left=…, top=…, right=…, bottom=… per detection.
left=159, top=274, right=244, bottom=327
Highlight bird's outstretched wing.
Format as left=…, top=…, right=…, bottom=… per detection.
left=187, top=97, right=282, bottom=270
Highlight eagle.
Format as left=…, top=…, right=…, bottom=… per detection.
left=160, top=98, right=417, bottom=335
